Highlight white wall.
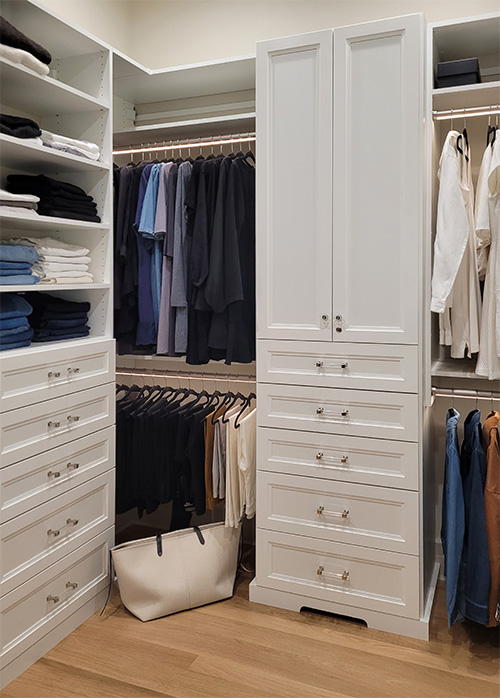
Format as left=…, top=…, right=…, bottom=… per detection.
left=37, top=0, right=133, bottom=56
left=38, top=0, right=499, bottom=68
left=127, top=0, right=499, bottom=68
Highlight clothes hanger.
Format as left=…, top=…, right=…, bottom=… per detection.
left=221, top=392, right=246, bottom=423
left=234, top=392, right=256, bottom=429
left=211, top=391, right=234, bottom=424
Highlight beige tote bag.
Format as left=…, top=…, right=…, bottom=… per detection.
left=111, top=523, right=241, bottom=621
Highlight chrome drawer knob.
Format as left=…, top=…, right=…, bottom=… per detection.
left=48, top=371, right=61, bottom=378
left=321, top=314, right=329, bottom=322
left=47, top=528, right=60, bottom=537
left=66, top=462, right=79, bottom=471
left=66, top=415, right=80, bottom=423
left=66, top=581, right=78, bottom=590
left=47, top=470, right=61, bottom=478
left=46, top=595, right=60, bottom=603
left=66, top=518, right=79, bottom=527
left=47, top=421, right=61, bottom=428
left=67, top=367, right=80, bottom=374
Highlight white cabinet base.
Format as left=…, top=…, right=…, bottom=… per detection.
left=249, top=562, right=440, bottom=642
left=0, top=585, right=110, bottom=690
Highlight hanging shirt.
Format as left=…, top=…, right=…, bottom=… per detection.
left=475, top=133, right=500, bottom=379
left=483, top=410, right=500, bottom=627
left=225, top=410, right=241, bottom=528
left=237, top=406, right=256, bottom=519
left=431, top=131, right=481, bottom=358
left=171, top=161, right=192, bottom=354
left=155, top=163, right=175, bottom=355
left=133, top=163, right=156, bottom=346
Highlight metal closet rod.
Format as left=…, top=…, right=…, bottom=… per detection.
left=433, top=104, right=500, bottom=121
left=113, top=133, right=256, bottom=156
left=116, top=369, right=256, bottom=385
left=431, top=386, right=500, bottom=401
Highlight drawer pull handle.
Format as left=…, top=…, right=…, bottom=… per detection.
left=317, top=566, right=349, bottom=581
left=47, top=528, right=60, bottom=537
left=67, top=367, right=80, bottom=374
left=47, top=421, right=61, bottom=428
left=315, top=361, right=348, bottom=370
left=66, top=415, right=80, bottom=423
left=66, top=462, right=79, bottom=471
left=47, top=371, right=61, bottom=378
left=317, top=505, right=350, bottom=519
left=316, top=407, right=349, bottom=418
left=315, top=452, right=349, bottom=464
left=47, top=470, right=61, bottom=478
left=66, top=518, right=79, bottom=527
left=66, top=581, right=78, bottom=590
left=46, top=595, right=60, bottom=603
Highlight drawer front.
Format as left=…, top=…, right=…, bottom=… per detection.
left=256, top=529, right=420, bottom=618
left=257, top=471, right=419, bottom=554
left=0, top=338, right=115, bottom=412
left=257, top=340, right=418, bottom=392
left=258, top=384, right=419, bottom=442
left=0, top=470, right=114, bottom=596
left=0, top=528, right=113, bottom=668
left=0, top=383, right=115, bottom=468
left=258, top=427, right=419, bottom=490
left=0, top=427, right=115, bottom=524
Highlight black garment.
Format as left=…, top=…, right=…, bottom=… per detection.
left=0, top=16, right=52, bottom=65
left=26, top=293, right=90, bottom=315
left=7, top=174, right=90, bottom=199
left=33, top=324, right=89, bottom=338
left=0, top=113, right=41, bottom=139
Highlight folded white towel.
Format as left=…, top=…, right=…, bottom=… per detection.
left=0, top=205, right=38, bottom=216
left=0, top=189, right=40, bottom=203
left=33, top=264, right=91, bottom=276
left=40, top=275, right=94, bottom=284
left=41, top=130, right=100, bottom=157
left=43, top=140, right=100, bottom=161
left=7, top=236, right=90, bottom=257
left=40, top=254, right=91, bottom=264
left=0, top=44, right=50, bottom=76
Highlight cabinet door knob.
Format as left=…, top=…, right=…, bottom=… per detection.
left=315, top=360, right=324, bottom=368
left=335, top=315, right=343, bottom=322
left=46, top=595, right=60, bottom=603
left=336, top=327, right=343, bottom=333
left=321, top=314, right=329, bottom=322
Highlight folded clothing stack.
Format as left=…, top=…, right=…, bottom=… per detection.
left=0, top=16, right=52, bottom=76
left=6, top=174, right=101, bottom=222
left=0, top=243, right=40, bottom=285
left=7, top=236, right=93, bottom=284
left=0, top=113, right=41, bottom=139
left=0, top=293, right=34, bottom=351
left=41, top=130, right=101, bottom=162
left=0, top=188, right=39, bottom=216
left=26, top=293, right=91, bottom=342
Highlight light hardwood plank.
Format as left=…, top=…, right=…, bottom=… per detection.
left=2, top=577, right=498, bottom=698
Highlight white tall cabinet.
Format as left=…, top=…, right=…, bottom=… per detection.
left=251, top=14, right=439, bottom=640
left=0, top=0, right=115, bottom=687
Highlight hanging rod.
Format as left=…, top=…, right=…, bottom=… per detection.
left=431, top=386, right=500, bottom=401
left=113, top=133, right=256, bottom=157
left=116, top=369, right=256, bottom=385
left=432, top=105, right=500, bottom=121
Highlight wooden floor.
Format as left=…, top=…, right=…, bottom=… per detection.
left=2, top=575, right=499, bottom=698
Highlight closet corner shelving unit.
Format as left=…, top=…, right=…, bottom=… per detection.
left=0, top=0, right=115, bottom=688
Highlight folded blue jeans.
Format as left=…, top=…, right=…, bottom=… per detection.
left=0, top=261, right=33, bottom=271
left=0, top=338, right=32, bottom=351
left=33, top=329, right=90, bottom=342
left=0, top=244, right=38, bottom=264
left=0, top=327, right=33, bottom=344
left=0, top=268, right=33, bottom=276
left=0, top=322, right=29, bottom=336
left=0, top=294, right=33, bottom=319
left=0, top=315, right=30, bottom=329
left=0, top=275, right=39, bottom=285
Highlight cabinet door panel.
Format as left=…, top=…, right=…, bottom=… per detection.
left=257, top=31, right=333, bottom=340
left=333, top=15, right=423, bottom=344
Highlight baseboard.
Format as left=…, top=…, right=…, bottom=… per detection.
left=249, top=578, right=435, bottom=641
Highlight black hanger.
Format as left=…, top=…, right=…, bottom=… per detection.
left=487, top=124, right=497, bottom=147
left=211, top=391, right=234, bottom=424
left=456, top=133, right=469, bottom=162
left=235, top=393, right=256, bottom=429
left=221, top=392, right=246, bottom=423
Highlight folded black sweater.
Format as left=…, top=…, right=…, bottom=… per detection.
left=0, top=16, right=52, bottom=65
left=7, top=174, right=90, bottom=200
left=26, top=292, right=91, bottom=315
left=0, top=113, right=41, bottom=139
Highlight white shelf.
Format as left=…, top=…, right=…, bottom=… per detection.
left=433, top=81, right=500, bottom=111
left=0, top=334, right=112, bottom=357
left=430, top=358, right=492, bottom=380
left=0, top=210, right=110, bottom=233
left=0, top=135, right=109, bottom=174
left=0, top=283, right=110, bottom=293
left=0, top=58, right=109, bottom=116
left=113, top=54, right=255, bottom=105
left=114, top=112, right=256, bottom=147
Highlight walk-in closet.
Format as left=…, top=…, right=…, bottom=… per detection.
left=0, top=1, right=498, bottom=697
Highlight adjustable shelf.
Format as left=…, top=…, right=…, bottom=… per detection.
left=0, top=135, right=109, bottom=174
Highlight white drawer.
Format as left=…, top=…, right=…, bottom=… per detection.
left=0, top=470, right=114, bottom=596
left=0, top=338, right=115, bottom=412
left=0, top=427, right=115, bottom=523
left=258, top=427, right=419, bottom=490
left=0, top=383, right=115, bottom=468
left=258, top=384, right=419, bottom=442
left=258, top=340, right=418, bottom=392
left=256, top=529, right=420, bottom=619
left=0, top=528, right=113, bottom=669
left=257, top=471, right=419, bottom=554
